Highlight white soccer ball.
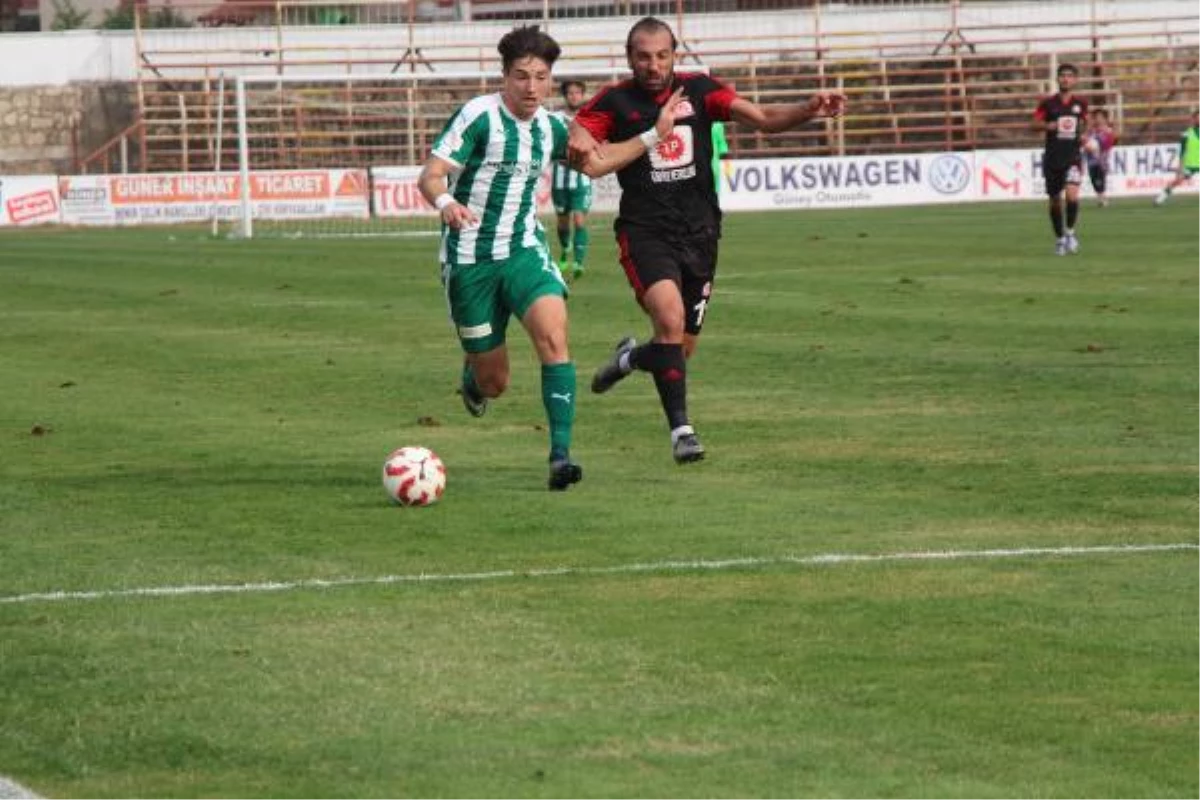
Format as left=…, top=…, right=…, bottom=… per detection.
left=382, top=446, right=446, bottom=507
left=1083, top=137, right=1100, bottom=155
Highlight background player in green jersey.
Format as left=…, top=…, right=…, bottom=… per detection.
left=1155, top=108, right=1199, bottom=206
left=710, top=120, right=729, bottom=199
left=416, top=26, right=583, bottom=490
left=551, top=79, right=593, bottom=281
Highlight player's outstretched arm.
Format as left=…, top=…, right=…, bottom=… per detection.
left=417, top=155, right=478, bottom=230
left=570, top=87, right=686, bottom=178
left=729, top=91, right=846, bottom=134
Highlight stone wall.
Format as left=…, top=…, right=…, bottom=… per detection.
left=0, top=83, right=136, bottom=175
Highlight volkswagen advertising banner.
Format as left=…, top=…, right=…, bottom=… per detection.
left=716, top=152, right=975, bottom=211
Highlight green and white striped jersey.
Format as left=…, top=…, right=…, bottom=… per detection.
left=431, top=94, right=568, bottom=266
left=550, top=111, right=593, bottom=193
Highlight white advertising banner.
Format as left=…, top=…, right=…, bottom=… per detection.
left=36, top=143, right=1191, bottom=230
left=371, top=166, right=436, bottom=218
left=716, top=151, right=977, bottom=211
left=588, top=173, right=622, bottom=213
left=975, top=144, right=1194, bottom=201
left=373, top=164, right=559, bottom=217
left=58, top=169, right=370, bottom=226
left=0, top=175, right=61, bottom=226
left=372, top=165, right=623, bottom=217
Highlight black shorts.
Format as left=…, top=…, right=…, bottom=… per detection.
left=1088, top=163, right=1107, bottom=194
left=1043, top=159, right=1083, bottom=197
left=616, top=225, right=718, bottom=336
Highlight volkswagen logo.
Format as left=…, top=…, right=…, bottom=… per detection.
left=929, top=154, right=971, bottom=195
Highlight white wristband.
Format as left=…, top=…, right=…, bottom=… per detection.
left=638, top=128, right=661, bottom=150
left=434, top=193, right=456, bottom=211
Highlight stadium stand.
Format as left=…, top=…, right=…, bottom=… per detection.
left=74, top=0, right=1199, bottom=174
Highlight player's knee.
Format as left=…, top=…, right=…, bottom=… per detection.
left=531, top=328, right=570, bottom=364
left=651, top=312, right=686, bottom=342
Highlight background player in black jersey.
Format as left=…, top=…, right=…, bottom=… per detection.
left=1034, top=63, right=1089, bottom=256
left=567, top=16, right=845, bottom=464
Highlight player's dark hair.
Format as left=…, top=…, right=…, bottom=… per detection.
left=1057, top=63, right=1078, bottom=77
left=560, top=79, right=585, bottom=97
left=497, top=25, right=561, bottom=73
left=625, top=16, right=678, bottom=57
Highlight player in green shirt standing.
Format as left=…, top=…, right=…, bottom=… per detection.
left=551, top=79, right=593, bottom=281
left=711, top=120, right=729, bottom=198
left=416, top=26, right=582, bottom=490
left=1155, top=108, right=1199, bottom=206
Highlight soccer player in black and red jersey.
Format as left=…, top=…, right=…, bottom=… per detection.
left=1034, top=63, right=1089, bottom=256
left=567, top=16, right=845, bottom=464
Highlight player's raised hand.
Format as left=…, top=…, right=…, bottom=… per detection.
left=808, top=91, right=847, bottom=119
left=654, top=86, right=688, bottom=138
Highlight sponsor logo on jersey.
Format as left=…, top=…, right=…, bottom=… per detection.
left=489, top=160, right=543, bottom=177
left=648, top=126, right=697, bottom=183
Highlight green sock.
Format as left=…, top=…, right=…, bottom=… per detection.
left=541, top=361, right=576, bottom=460
left=557, top=224, right=570, bottom=258
left=572, top=227, right=589, bottom=268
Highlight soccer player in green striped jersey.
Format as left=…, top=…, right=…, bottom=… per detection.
left=418, top=26, right=683, bottom=490
left=551, top=80, right=593, bottom=281
left=416, top=26, right=582, bottom=490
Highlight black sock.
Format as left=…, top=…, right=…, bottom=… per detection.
left=1049, top=205, right=1065, bottom=237
left=1065, top=200, right=1079, bottom=229
left=630, top=342, right=689, bottom=430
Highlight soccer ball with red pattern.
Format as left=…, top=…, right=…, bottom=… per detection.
left=382, top=446, right=446, bottom=507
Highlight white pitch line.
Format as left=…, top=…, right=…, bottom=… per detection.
left=1, top=542, right=1195, bottom=606
left=0, top=775, right=41, bottom=800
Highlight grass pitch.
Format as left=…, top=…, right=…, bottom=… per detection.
left=1, top=199, right=1196, bottom=798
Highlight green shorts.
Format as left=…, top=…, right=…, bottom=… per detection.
left=552, top=184, right=593, bottom=215
left=442, top=246, right=568, bottom=353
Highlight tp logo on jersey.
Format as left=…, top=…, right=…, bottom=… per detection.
left=928, top=154, right=971, bottom=195
left=649, top=127, right=693, bottom=169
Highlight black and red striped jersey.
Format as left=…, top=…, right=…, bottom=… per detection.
left=1034, top=93, right=1089, bottom=169
left=574, top=71, right=737, bottom=235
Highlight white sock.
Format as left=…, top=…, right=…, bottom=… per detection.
left=670, top=424, right=695, bottom=445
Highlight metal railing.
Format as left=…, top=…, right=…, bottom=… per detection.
left=69, top=0, right=1199, bottom=171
